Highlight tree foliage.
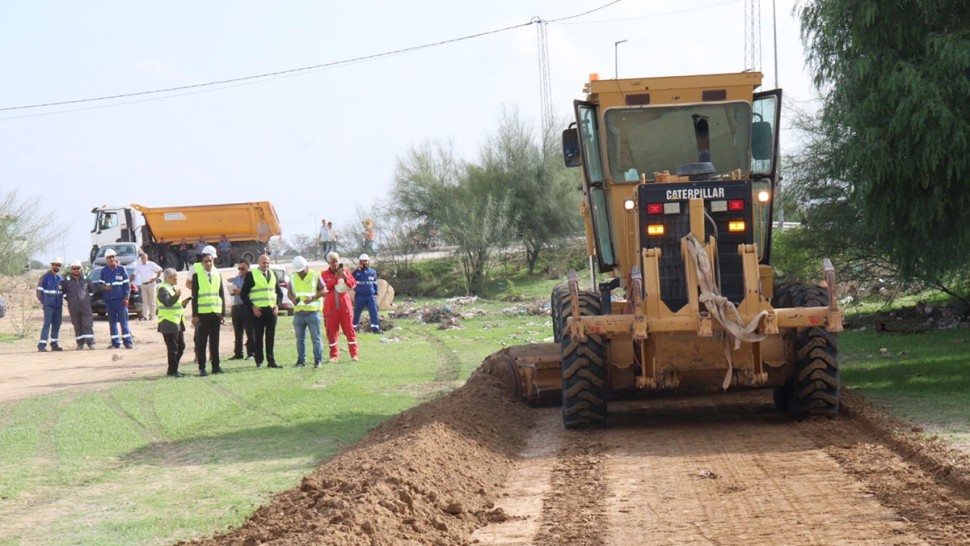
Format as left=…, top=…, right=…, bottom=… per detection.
left=389, top=141, right=512, bottom=294
left=0, top=190, right=61, bottom=276
left=799, top=0, right=970, bottom=282
left=478, top=109, right=582, bottom=274
left=388, top=110, right=582, bottom=294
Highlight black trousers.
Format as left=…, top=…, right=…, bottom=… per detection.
left=195, top=313, right=222, bottom=369
left=252, top=308, right=277, bottom=365
left=162, top=330, right=185, bottom=374
left=231, top=305, right=254, bottom=358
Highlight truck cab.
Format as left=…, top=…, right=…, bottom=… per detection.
left=91, top=206, right=142, bottom=263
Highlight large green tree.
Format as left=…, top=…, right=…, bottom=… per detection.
left=799, top=0, right=970, bottom=282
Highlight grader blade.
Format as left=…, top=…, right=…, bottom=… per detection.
left=504, top=343, right=562, bottom=406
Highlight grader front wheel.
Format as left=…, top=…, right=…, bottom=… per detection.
left=559, top=290, right=607, bottom=428
left=790, top=285, right=840, bottom=419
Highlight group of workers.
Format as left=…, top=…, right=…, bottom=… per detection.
left=35, top=246, right=382, bottom=379
left=36, top=248, right=136, bottom=351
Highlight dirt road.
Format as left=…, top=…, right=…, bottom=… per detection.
left=188, top=350, right=970, bottom=546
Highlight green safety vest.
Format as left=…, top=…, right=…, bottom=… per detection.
left=194, top=264, right=222, bottom=314
left=250, top=269, right=277, bottom=308
left=291, top=270, right=321, bottom=312
left=156, top=283, right=184, bottom=326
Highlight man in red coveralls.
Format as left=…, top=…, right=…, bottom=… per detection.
left=321, top=251, right=359, bottom=362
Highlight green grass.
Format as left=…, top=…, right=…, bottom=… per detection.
left=840, top=327, right=970, bottom=444
left=0, top=303, right=548, bottom=546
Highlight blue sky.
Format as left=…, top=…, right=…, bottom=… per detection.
left=0, top=0, right=816, bottom=262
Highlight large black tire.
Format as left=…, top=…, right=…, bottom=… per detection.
left=237, top=244, right=262, bottom=265
left=550, top=284, right=569, bottom=343
left=781, top=284, right=840, bottom=419
left=560, top=290, right=607, bottom=428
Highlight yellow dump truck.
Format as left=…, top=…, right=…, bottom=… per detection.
left=507, top=71, right=843, bottom=427
left=90, top=202, right=282, bottom=268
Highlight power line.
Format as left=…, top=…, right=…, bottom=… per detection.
left=0, top=1, right=622, bottom=116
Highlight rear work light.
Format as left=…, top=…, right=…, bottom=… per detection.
left=647, top=224, right=665, bottom=236
left=728, top=199, right=745, bottom=211
left=646, top=203, right=663, bottom=215
left=728, top=221, right=746, bottom=232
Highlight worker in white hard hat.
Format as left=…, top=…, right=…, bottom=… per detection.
left=191, top=245, right=225, bottom=376
left=322, top=252, right=358, bottom=362
left=286, top=255, right=325, bottom=367
left=100, top=248, right=133, bottom=348
left=352, top=254, right=381, bottom=334
left=62, top=260, right=96, bottom=349
left=36, top=257, right=65, bottom=352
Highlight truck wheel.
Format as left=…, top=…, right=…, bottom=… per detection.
left=560, top=290, right=607, bottom=428
left=789, top=285, right=840, bottom=420
left=238, top=245, right=260, bottom=264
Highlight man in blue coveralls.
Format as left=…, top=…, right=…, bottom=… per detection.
left=100, top=249, right=133, bottom=348
left=352, top=254, right=381, bottom=334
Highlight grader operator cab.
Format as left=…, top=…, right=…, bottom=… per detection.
left=508, top=71, right=842, bottom=428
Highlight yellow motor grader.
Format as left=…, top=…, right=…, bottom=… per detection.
left=508, top=71, right=843, bottom=428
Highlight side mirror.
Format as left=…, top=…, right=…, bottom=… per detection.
left=562, top=128, right=582, bottom=168
left=752, top=121, right=773, bottom=161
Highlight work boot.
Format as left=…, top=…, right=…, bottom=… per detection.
left=212, top=366, right=223, bottom=374
left=167, top=371, right=185, bottom=378
left=37, top=344, right=47, bottom=352
left=51, top=343, right=63, bottom=352
left=199, top=368, right=208, bottom=377
left=88, top=343, right=96, bottom=350
left=267, top=363, right=282, bottom=369
left=77, top=342, right=85, bottom=350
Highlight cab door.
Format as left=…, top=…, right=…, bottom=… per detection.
left=574, top=101, right=617, bottom=271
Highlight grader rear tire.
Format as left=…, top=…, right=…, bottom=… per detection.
left=551, top=284, right=569, bottom=343
left=790, top=285, right=840, bottom=419
left=560, top=291, right=607, bottom=429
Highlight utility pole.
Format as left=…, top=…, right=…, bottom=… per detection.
left=614, top=39, right=627, bottom=79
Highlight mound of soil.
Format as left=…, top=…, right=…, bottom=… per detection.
left=182, top=350, right=531, bottom=546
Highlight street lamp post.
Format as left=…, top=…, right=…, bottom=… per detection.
left=614, top=39, right=627, bottom=79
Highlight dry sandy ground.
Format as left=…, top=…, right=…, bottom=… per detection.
left=4, top=308, right=970, bottom=545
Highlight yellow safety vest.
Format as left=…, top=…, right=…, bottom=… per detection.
left=250, top=269, right=277, bottom=308
left=291, top=270, right=321, bottom=312
left=156, top=283, right=184, bottom=326
left=194, top=265, right=222, bottom=314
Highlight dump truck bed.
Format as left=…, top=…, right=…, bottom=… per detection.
left=131, top=202, right=282, bottom=244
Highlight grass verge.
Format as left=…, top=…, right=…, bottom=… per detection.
left=0, top=295, right=550, bottom=546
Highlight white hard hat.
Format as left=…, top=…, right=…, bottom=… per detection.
left=291, top=256, right=307, bottom=271
left=51, top=257, right=63, bottom=265
left=202, top=245, right=218, bottom=257
left=70, top=260, right=82, bottom=268
left=104, top=249, right=117, bottom=258
left=358, top=254, right=370, bottom=261
left=335, top=278, right=349, bottom=293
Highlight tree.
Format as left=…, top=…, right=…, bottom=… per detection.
left=390, top=141, right=513, bottom=295
left=0, top=191, right=61, bottom=276
left=285, top=234, right=318, bottom=260
left=799, top=0, right=970, bottom=283
left=479, top=109, right=582, bottom=275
